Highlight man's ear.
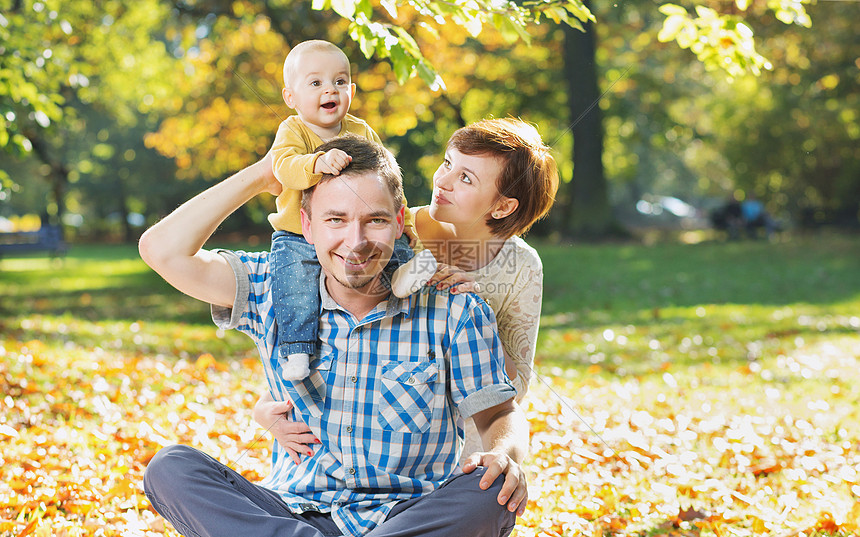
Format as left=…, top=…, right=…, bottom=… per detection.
left=300, top=208, right=314, bottom=244
left=492, top=196, right=519, bottom=219
left=283, top=87, right=296, bottom=109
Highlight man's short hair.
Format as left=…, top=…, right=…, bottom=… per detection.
left=448, top=118, right=559, bottom=238
left=283, top=40, right=350, bottom=88
left=301, top=135, right=404, bottom=216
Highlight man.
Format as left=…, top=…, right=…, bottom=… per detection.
left=140, top=135, right=529, bottom=537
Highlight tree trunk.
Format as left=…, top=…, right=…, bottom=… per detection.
left=560, top=15, right=614, bottom=239
left=116, top=180, right=134, bottom=243
left=25, top=128, right=68, bottom=230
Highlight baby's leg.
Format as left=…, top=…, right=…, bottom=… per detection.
left=270, top=231, right=319, bottom=380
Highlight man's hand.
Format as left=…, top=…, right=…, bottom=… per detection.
left=261, top=150, right=283, bottom=197
left=462, top=451, right=528, bottom=516
left=470, top=399, right=530, bottom=516
left=253, top=395, right=317, bottom=465
left=313, top=148, right=352, bottom=175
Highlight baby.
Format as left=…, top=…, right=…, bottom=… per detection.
left=268, top=40, right=435, bottom=380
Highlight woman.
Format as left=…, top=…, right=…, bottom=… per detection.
left=255, top=117, right=559, bottom=463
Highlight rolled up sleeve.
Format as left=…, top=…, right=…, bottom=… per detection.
left=210, top=249, right=250, bottom=330
left=447, top=297, right=515, bottom=419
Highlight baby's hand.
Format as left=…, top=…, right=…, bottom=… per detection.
left=427, top=263, right=480, bottom=295
left=314, top=148, right=352, bottom=175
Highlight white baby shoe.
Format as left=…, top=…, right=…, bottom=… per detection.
left=280, top=353, right=311, bottom=381
left=389, top=249, right=438, bottom=298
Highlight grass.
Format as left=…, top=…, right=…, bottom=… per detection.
left=1, top=233, right=859, bottom=536
left=536, top=233, right=860, bottom=375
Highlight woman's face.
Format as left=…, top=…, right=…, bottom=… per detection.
left=429, top=147, right=505, bottom=232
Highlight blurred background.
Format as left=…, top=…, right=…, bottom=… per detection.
left=1, top=0, right=857, bottom=245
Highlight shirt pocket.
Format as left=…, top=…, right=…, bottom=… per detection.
left=288, top=354, right=332, bottom=419
left=377, top=360, right=439, bottom=434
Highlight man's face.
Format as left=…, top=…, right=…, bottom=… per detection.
left=300, top=171, right=404, bottom=301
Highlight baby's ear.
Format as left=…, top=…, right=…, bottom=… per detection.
left=283, top=87, right=296, bottom=109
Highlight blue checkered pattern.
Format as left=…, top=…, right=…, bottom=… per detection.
left=215, top=250, right=514, bottom=537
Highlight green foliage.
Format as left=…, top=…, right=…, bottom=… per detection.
left=656, top=0, right=813, bottom=79
left=0, top=0, right=176, bottom=153
left=658, top=4, right=770, bottom=78
left=714, top=0, right=860, bottom=224
left=0, top=0, right=186, bottom=234
left=0, top=1, right=66, bottom=155
left=2, top=0, right=855, bottom=240
left=311, top=0, right=594, bottom=87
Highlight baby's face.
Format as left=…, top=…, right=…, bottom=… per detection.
left=285, top=50, right=355, bottom=132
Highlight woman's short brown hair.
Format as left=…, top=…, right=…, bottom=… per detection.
left=448, top=118, right=559, bottom=238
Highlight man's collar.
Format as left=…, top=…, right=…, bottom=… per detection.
left=318, top=273, right=412, bottom=320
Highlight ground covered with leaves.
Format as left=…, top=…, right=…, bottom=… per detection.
left=2, top=237, right=859, bottom=536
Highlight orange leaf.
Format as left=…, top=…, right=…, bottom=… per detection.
left=815, top=512, right=839, bottom=533
left=16, top=518, right=37, bottom=537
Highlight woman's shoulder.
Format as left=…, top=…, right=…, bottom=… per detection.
left=498, top=236, right=543, bottom=272
left=409, top=205, right=426, bottom=224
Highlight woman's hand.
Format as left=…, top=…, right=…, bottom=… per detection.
left=253, top=394, right=317, bottom=464
left=461, top=451, right=528, bottom=517
left=402, top=225, right=420, bottom=248
left=427, top=263, right=480, bottom=295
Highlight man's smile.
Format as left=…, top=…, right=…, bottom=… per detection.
left=338, top=252, right=376, bottom=268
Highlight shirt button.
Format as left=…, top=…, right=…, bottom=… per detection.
left=407, top=376, right=415, bottom=384
left=346, top=426, right=353, bottom=433
left=350, top=376, right=357, bottom=383
left=348, top=467, right=356, bottom=475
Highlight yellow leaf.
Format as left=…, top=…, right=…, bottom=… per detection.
left=195, top=353, right=216, bottom=370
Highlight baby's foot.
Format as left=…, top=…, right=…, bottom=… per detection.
left=390, top=249, right=437, bottom=298
left=281, top=353, right=310, bottom=380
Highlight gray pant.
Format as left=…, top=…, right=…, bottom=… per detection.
left=143, top=444, right=517, bottom=537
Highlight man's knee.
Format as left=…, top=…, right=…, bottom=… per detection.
left=143, top=444, right=200, bottom=496
left=453, top=468, right=517, bottom=533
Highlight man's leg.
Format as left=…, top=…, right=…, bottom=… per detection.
left=143, top=444, right=341, bottom=537
left=364, top=467, right=516, bottom=537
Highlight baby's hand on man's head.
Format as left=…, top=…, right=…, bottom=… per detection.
left=314, top=148, right=352, bottom=175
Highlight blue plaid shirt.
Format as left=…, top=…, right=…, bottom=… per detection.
left=212, top=250, right=515, bottom=536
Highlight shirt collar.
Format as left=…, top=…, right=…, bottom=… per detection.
left=318, top=272, right=412, bottom=320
